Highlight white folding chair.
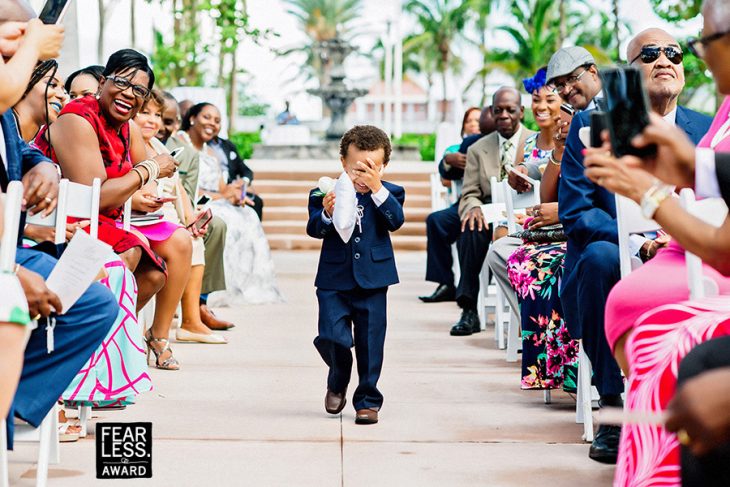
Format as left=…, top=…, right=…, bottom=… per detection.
left=26, top=179, right=103, bottom=440
left=122, top=198, right=157, bottom=333
left=1, top=181, right=59, bottom=487
left=501, top=180, right=541, bottom=362
left=679, top=188, right=727, bottom=299
left=478, top=177, right=508, bottom=340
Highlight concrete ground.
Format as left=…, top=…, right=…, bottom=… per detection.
left=7, top=251, right=615, bottom=486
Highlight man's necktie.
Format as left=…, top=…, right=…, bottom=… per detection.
left=500, top=140, right=513, bottom=180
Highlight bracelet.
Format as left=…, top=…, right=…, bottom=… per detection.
left=134, top=159, right=160, bottom=182
left=131, top=167, right=146, bottom=189
left=549, top=153, right=562, bottom=166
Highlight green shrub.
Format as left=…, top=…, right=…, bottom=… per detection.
left=392, top=133, right=436, bottom=162
left=228, top=131, right=262, bottom=160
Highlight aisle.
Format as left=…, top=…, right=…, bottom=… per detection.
left=7, top=251, right=614, bottom=486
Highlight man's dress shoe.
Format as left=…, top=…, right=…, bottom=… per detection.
left=200, top=304, right=235, bottom=330
left=450, top=309, right=481, bottom=336
left=589, top=425, right=621, bottom=464
left=325, top=389, right=347, bottom=414
left=419, top=284, right=456, bottom=303
left=355, top=408, right=378, bottom=424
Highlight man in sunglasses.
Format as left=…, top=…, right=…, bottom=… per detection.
left=556, top=32, right=712, bottom=466
left=546, top=46, right=603, bottom=112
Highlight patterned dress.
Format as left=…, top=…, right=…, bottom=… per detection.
left=506, top=133, right=579, bottom=391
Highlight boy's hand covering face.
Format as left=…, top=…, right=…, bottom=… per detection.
left=341, top=147, right=386, bottom=194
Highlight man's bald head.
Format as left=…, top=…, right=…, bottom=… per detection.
left=491, top=86, right=523, bottom=139
left=492, top=87, right=521, bottom=107
left=626, top=28, right=678, bottom=62
left=0, top=0, right=36, bottom=23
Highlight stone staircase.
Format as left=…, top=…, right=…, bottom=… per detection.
left=248, top=159, right=432, bottom=251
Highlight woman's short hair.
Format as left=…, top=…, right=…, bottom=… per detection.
left=180, top=102, right=215, bottom=131
left=64, top=65, right=104, bottom=94
left=460, top=107, right=480, bottom=138
left=141, top=89, right=165, bottom=112
left=103, top=49, right=155, bottom=89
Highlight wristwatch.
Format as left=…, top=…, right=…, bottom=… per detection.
left=640, top=180, right=674, bottom=219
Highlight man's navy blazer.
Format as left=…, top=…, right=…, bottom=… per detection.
left=0, top=111, right=49, bottom=188
left=559, top=105, right=712, bottom=285
left=307, top=181, right=405, bottom=291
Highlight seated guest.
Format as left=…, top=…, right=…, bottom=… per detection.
left=583, top=8, right=730, bottom=482
left=157, top=92, right=232, bottom=329
left=561, top=31, right=712, bottom=466
left=134, top=90, right=226, bottom=344
left=450, top=88, right=534, bottom=336
left=546, top=46, right=603, bottom=112
left=64, top=64, right=104, bottom=100
left=35, top=49, right=184, bottom=370
left=13, top=61, right=153, bottom=411
left=487, top=67, right=579, bottom=391
left=420, top=106, right=494, bottom=303
left=180, top=102, right=283, bottom=305
left=209, top=127, right=264, bottom=220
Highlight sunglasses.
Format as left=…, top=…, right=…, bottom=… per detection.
left=106, top=75, right=150, bottom=99
left=688, top=30, right=730, bottom=58
left=630, top=46, right=683, bottom=65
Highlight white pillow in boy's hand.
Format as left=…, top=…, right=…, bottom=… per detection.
left=333, top=171, right=357, bottom=243
left=317, top=176, right=335, bottom=195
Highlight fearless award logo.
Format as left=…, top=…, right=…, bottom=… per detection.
left=96, top=422, right=152, bottom=479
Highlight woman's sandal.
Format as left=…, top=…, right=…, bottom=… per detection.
left=58, top=422, right=81, bottom=442
left=144, top=330, right=180, bottom=371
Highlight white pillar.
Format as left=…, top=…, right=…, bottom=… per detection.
left=393, top=12, right=403, bottom=138
left=383, top=22, right=393, bottom=137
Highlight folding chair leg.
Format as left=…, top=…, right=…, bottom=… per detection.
left=1, top=418, right=8, bottom=487
left=78, top=405, right=91, bottom=438
left=36, top=407, right=56, bottom=487
left=505, top=313, right=520, bottom=362
left=577, top=345, right=594, bottom=442
left=543, top=389, right=552, bottom=405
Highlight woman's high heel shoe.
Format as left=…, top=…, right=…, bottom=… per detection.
left=145, top=330, right=180, bottom=370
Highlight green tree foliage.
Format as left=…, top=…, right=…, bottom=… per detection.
left=649, top=0, right=702, bottom=22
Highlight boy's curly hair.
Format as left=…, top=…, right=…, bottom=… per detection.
left=339, top=125, right=392, bottom=163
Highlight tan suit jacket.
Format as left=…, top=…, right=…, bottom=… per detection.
left=458, top=125, right=535, bottom=219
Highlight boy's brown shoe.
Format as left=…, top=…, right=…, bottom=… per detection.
left=355, top=408, right=378, bottom=424
left=325, top=389, right=347, bottom=414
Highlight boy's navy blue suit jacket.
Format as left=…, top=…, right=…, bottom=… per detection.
left=307, top=181, right=406, bottom=291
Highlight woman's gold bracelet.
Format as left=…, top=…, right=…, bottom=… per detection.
left=550, top=153, right=562, bottom=166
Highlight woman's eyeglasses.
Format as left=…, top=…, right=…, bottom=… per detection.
left=106, top=75, right=150, bottom=99
left=688, top=30, right=730, bottom=59
left=630, top=46, right=683, bottom=65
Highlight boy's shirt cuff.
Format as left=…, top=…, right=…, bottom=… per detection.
left=321, top=210, right=333, bottom=224
left=371, top=185, right=390, bottom=207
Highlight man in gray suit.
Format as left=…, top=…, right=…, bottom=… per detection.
left=450, top=87, right=535, bottom=336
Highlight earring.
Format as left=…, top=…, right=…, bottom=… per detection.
left=190, top=121, right=195, bottom=126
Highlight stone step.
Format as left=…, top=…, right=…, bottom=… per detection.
left=261, top=193, right=432, bottom=208
left=264, top=206, right=431, bottom=223
left=268, top=234, right=427, bottom=251
left=254, top=170, right=432, bottom=183
left=263, top=220, right=426, bottom=237
left=253, top=180, right=433, bottom=196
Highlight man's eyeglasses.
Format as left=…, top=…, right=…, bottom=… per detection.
left=630, top=46, right=683, bottom=65
left=106, top=75, right=150, bottom=99
left=688, top=30, right=730, bottom=58
left=549, top=68, right=588, bottom=94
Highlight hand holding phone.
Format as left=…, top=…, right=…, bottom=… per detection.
left=154, top=194, right=177, bottom=204
left=169, top=147, right=185, bottom=161
left=187, top=208, right=213, bottom=236
left=39, top=0, right=72, bottom=24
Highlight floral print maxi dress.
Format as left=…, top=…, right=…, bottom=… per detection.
left=505, top=133, right=579, bottom=391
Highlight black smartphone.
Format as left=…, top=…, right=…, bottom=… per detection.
left=39, top=0, right=72, bottom=24
left=599, top=66, right=656, bottom=158
left=590, top=111, right=609, bottom=148
left=196, top=194, right=211, bottom=206
left=560, top=103, right=575, bottom=117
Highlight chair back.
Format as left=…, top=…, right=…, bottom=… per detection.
left=434, top=122, right=458, bottom=165
left=679, top=188, right=727, bottom=299
left=123, top=197, right=132, bottom=231
left=0, top=181, right=24, bottom=272
left=615, top=194, right=661, bottom=278
left=25, top=178, right=101, bottom=243
left=504, top=180, right=541, bottom=234
left=480, top=176, right=507, bottom=224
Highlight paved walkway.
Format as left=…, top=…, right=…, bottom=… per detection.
left=8, top=251, right=615, bottom=486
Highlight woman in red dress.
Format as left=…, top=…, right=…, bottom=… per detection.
left=35, top=49, right=188, bottom=370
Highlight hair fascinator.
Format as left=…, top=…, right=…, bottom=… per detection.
left=522, top=67, right=547, bottom=94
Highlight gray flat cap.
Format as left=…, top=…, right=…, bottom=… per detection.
left=546, top=46, right=596, bottom=83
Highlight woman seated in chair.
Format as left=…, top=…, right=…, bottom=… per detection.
left=34, top=49, right=188, bottom=370
left=179, top=102, right=282, bottom=306
left=65, top=64, right=104, bottom=101
left=503, top=67, right=579, bottom=391
left=133, top=90, right=226, bottom=344
left=13, top=60, right=153, bottom=414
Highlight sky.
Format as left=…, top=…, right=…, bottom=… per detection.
left=31, top=0, right=704, bottom=120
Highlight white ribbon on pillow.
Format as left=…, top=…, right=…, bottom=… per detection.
left=332, top=171, right=358, bottom=243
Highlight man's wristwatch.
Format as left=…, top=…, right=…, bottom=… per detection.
left=640, top=180, right=674, bottom=219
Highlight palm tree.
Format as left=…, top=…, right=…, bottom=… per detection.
left=281, top=0, right=362, bottom=87
left=466, top=0, right=500, bottom=106
left=405, top=0, right=472, bottom=121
